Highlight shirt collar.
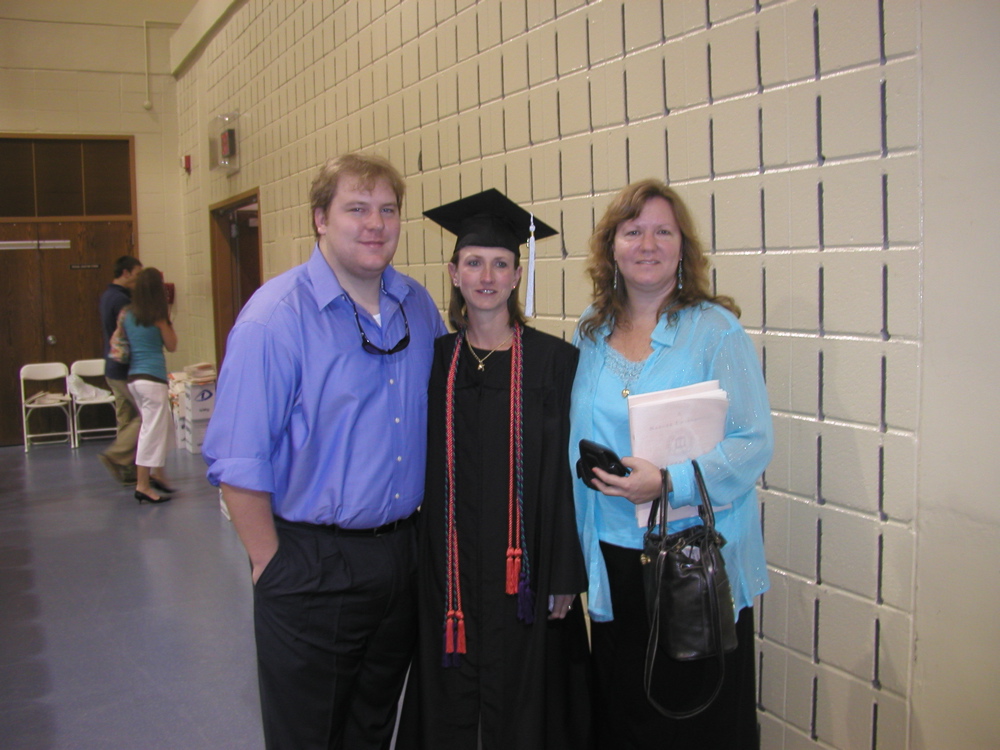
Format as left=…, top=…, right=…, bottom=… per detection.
left=650, top=310, right=679, bottom=348
left=592, top=307, right=682, bottom=351
left=306, top=244, right=409, bottom=310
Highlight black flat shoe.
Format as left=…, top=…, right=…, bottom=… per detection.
left=149, top=477, right=178, bottom=494
left=135, top=490, right=171, bottom=504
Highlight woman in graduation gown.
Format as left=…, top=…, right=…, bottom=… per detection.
left=398, top=190, right=592, bottom=750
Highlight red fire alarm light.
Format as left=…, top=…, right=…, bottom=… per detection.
left=220, top=129, right=237, bottom=158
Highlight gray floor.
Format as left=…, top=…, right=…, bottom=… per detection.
left=0, top=438, right=264, bottom=749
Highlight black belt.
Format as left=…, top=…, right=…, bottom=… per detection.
left=276, top=512, right=417, bottom=538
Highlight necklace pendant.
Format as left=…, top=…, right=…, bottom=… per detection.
left=477, top=362, right=485, bottom=371
left=622, top=388, right=630, bottom=398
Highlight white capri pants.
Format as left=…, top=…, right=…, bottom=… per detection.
left=127, top=379, right=173, bottom=468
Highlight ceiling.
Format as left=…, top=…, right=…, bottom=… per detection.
left=0, top=0, right=199, bottom=27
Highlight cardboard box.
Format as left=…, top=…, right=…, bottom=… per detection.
left=181, top=418, right=208, bottom=454
left=172, top=412, right=184, bottom=450
left=180, top=381, right=216, bottom=422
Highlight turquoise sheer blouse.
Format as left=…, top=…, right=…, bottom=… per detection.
left=570, top=302, right=773, bottom=622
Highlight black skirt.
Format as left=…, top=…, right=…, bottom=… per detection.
left=590, top=541, right=759, bottom=750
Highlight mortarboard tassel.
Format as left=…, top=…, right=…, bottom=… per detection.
left=524, top=213, right=537, bottom=317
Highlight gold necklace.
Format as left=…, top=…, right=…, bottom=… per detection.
left=466, top=330, right=514, bottom=371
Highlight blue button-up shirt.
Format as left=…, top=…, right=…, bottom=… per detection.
left=203, top=247, right=446, bottom=528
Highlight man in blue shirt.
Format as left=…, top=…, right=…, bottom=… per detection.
left=98, top=255, right=142, bottom=485
left=203, top=153, right=446, bottom=749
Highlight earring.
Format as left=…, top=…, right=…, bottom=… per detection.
left=613, top=262, right=619, bottom=291
left=677, top=258, right=684, bottom=290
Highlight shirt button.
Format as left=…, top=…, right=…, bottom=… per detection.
left=395, top=417, right=400, bottom=423
left=394, top=493, right=400, bottom=499
left=389, top=378, right=395, bottom=385
left=396, top=456, right=402, bottom=462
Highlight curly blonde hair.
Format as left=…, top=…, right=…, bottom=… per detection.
left=578, top=179, right=739, bottom=341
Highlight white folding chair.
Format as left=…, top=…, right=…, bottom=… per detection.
left=20, top=362, right=74, bottom=452
left=69, top=359, right=118, bottom=448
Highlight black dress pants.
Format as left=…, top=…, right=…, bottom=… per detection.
left=590, top=541, right=759, bottom=750
left=253, top=517, right=418, bottom=750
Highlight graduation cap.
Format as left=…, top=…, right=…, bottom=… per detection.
left=424, top=189, right=558, bottom=317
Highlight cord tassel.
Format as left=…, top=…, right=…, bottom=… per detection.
left=444, top=612, right=455, bottom=653
left=506, top=547, right=521, bottom=594
left=456, top=612, right=467, bottom=653
left=442, top=613, right=455, bottom=666
left=442, top=335, right=465, bottom=669
left=517, top=573, right=535, bottom=624
left=442, top=610, right=466, bottom=666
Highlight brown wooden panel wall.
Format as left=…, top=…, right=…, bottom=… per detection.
left=0, top=139, right=36, bottom=217
left=35, top=141, right=84, bottom=217
left=0, top=137, right=132, bottom=219
left=83, top=140, right=131, bottom=215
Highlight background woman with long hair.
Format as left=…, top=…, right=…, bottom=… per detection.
left=123, top=267, right=178, bottom=504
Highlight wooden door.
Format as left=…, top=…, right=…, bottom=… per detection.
left=0, top=220, right=133, bottom=446
left=39, top=221, right=132, bottom=365
left=0, top=224, right=46, bottom=446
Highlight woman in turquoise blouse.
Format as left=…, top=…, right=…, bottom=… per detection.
left=570, top=180, right=773, bottom=748
left=123, top=267, right=178, bottom=504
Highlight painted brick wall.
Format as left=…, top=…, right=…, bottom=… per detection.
left=175, top=1, right=921, bottom=747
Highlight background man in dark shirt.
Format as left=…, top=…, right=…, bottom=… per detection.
left=97, top=255, right=142, bottom=485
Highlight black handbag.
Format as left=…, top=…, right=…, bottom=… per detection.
left=641, top=460, right=738, bottom=718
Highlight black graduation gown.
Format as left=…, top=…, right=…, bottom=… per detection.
left=398, top=327, right=593, bottom=750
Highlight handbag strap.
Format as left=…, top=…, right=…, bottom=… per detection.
left=645, top=469, right=670, bottom=536
left=692, top=460, right=716, bottom=531
left=646, top=460, right=715, bottom=535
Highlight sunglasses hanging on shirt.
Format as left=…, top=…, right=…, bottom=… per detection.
left=346, top=297, right=410, bottom=355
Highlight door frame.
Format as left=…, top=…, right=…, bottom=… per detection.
left=209, top=188, right=262, bottom=366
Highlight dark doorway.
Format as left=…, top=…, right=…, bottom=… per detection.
left=209, top=190, right=262, bottom=366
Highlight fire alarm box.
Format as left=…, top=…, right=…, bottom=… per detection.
left=165, top=282, right=175, bottom=305
left=209, top=112, right=240, bottom=175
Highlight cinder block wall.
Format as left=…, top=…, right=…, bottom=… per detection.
left=170, top=1, right=995, bottom=749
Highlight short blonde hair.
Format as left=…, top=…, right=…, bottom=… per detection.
left=309, top=153, right=405, bottom=238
